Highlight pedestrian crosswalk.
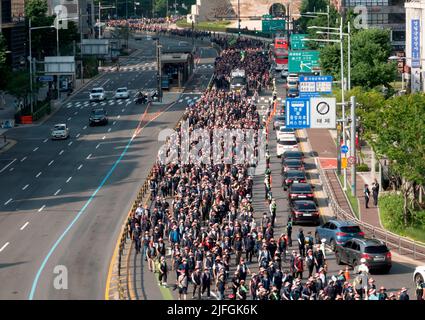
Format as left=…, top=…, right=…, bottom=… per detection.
left=99, top=65, right=157, bottom=73
left=195, top=64, right=214, bottom=70
left=177, top=94, right=201, bottom=105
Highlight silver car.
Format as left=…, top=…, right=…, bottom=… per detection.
left=51, top=123, right=69, bottom=140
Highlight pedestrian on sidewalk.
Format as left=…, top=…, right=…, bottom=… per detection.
left=158, top=256, right=168, bottom=286
left=364, top=184, right=371, bottom=209
left=372, top=178, right=380, bottom=206
left=286, top=219, right=293, bottom=247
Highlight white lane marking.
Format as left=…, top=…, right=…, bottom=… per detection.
left=102, top=136, right=106, bottom=140
left=20, top=222, right=29, bottom=231
left=108, top=128, right=111, bottom=132
left=178, top=99, right=183, bottom=103
left=121, top=108, right=124, bottom=112
left=43, top=139, right=48, bottom=143
left=4, top=198, right=12, bottom=205
left=59, top=150, right=64, bottom=155
left=68, top=141, right=73, bottom=146
left=86, top=154, right=92, bottom=159
left=83, top=126, right=87, bottom=130
left=22, top=184, right=29, bottom=190
left=38, top=205, right=46, bottom=212
left=74, top=111, right=78, bottom=115
left=54, top=189, right=61, bottom=196
left=36, top=172, right=42, bottom=178
left=77, top=164, right=83, bottom=170
left=9, top=167, right=14, bottom=172
left=113, top=121, right=116, bottom=125
left=0, top=158, right=16, bottom=173
left=76, top=133, right=80, bottom=138
left=96, top=144, right=100, bottom=149
left=48, top=160, right=54, bottom=166
left=66, top=176, right=72, bottom=183
left=33, top=147, right=39, bottom=152
left=117, top=115, right=121, bottom=119
left=67, top=117, right=72, bottom=121
left=21, top=156, right=27, bottom=162
left=0, top=242, right=10, bottom=253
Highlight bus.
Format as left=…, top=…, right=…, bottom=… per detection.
left=275, top=37, right=289, bottom=50
left=273, top=47, right=288, bottom=71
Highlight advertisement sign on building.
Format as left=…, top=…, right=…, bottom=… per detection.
left=411, top=19, right=420, bottom=68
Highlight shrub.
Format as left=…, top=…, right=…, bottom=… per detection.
left=379, top=193, right=405, bottom=231
left=356, top=163, right=370, bottom=172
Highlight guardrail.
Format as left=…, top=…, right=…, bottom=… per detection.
left=312, top=141, right=425, bottom=261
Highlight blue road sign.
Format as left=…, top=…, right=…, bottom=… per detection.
left=299, top=75, right=333, bottom=97
left=285, top=98, right=310, bottom=129
left=38, top=75, right=54, bottom=82
left=341, top=145, right=349, bottom=154
left=412, top=19, right=421, bottom=68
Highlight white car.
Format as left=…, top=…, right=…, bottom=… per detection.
left=276, top=127, right=295, bottom=141
left=276, top=136, right=299, bottom=157
left=275, top=63, right=285, bottom=72
left=89, top=87, right=106, bottom=101
left=51, top=123, right=69, bottom=140
left=287, top=73, right=299, bottom=83
left=413, top=265, right=425, bottom=284
left=287, top=79, right=298, bottom=90
left=114, top=87, right=129, bottom=99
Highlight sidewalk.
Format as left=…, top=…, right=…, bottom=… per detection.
left=307, top=128, right=384, bottom=226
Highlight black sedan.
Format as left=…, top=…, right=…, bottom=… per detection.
left=288, top=183, right=315, bottom=201
left=282, top=151, right=304, bottom=163
left=289, top=200, right=320, bottom=225
left=282, top=169, right=307, bottom=190
left=281, top=158, right=304, bottom=173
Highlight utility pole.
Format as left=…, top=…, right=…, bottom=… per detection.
left=350, top=95, right=356, bottom=196
left=29, top=18, right=33, bottom=114
left=156, top=39, right=162, bottom=102
left=339, top=17, right=347, bottom=191
left=237, top=0, right=240, bottom=36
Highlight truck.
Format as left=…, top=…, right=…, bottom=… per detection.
left=230, top=69, right=247, bottom=92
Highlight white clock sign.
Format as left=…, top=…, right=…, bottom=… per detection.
left=310, top=97, right=336, bottom=128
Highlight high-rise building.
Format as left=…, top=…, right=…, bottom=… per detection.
left=336, top=0, right=406, bottom=51
left=1, top=0, right=26, bottom=70
left=47, top=0, right=95, bottom=38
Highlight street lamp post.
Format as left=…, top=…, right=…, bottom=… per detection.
left=99, top=2, right=115, bottom=39
left=306, top=5, right=330, bottom=40
left=305, top=18, right=349, bottom=189
left=28, top=19, right=60, bottom=112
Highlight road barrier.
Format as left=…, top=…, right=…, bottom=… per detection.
left=304, top=131, right=425, bottom=261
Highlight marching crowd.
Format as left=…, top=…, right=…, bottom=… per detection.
left=107, top=18, right=211, bottom=40
left=126, top=34, right=424, bottom=301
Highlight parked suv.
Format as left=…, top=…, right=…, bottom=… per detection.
left=335, top=238, right=392, bottom=273
left=315, top=219, right=365, bottom=251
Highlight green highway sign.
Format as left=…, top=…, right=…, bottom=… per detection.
left=288, top=50, right=320, bottom=73
left=290, top=34, right=307, bottom=50
left=262, top=18, right=285, bottom=34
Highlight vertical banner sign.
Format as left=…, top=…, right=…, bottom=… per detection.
left=412, top=19, right=420, bottom=68
left=285, top=98, right=310, bottom=128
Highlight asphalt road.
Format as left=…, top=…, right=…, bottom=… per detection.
left=0, top=34, right=216, bottom=299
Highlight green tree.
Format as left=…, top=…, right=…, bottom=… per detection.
left=5, top=71, right=33, bottom=107
left=298, top=0, right=329, bottom=32
left=366, top=94, right=425, bottom=226
left=319, top=28, right=397, bottom=89
left=25, top=0, right=48, bottom=20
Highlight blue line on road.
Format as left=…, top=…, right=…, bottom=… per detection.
left=28, top=112, right=145, bottom=300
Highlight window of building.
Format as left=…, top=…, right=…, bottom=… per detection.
left=392, top=30, right=405, bottom=42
